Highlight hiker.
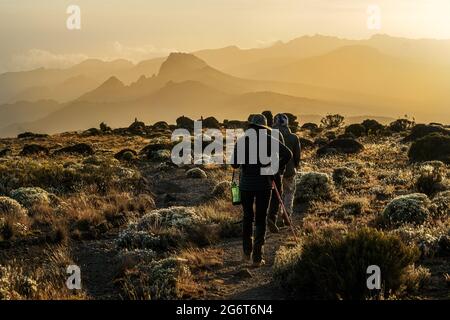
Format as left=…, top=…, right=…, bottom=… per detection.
left=267, top=113, right=301, bottom=231
left=231, top=114, right=292, bottom=267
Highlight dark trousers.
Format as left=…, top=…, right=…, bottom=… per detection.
left=241, top=189, right=272, bottom=262
left=268, top=174, right=282, bottom=223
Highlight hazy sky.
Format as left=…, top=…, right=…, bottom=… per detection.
left=1, top=0, right=450, bottom=72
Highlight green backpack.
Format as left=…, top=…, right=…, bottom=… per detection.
left=231, top=169, right=241, bottom=205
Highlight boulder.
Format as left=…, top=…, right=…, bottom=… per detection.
left=345, top=124, right=366, bottom=138
left=223, top=120, right=246, bottom=129
left=176, top=116, right=195, bottom=130
left=17, top=132, right=48, bottom=139
left=114, top=149, right=137, bottom=161
left=186, top=168, right=207, bottom=179
left=140, top=143, right=173, bottom=160
left=211, top=181, right=231, bottom=198
left=299, top=137, right=314, bottom=149
left=403, top=124, right=450, bottom=142
left=152, top=121, right=170, bottom=131
left=301, top=123, right=318, bottom=131
left=202, top=116, right=221, bottom=129
left=317, top=139, right=364, bottom=156
left=361, top=119, right=384, bottom=134
left=54, top=143, right=94, bottom=156
left=0, top=148, right=12, bottom=158
left=408, top=133, right=450, bottom=164
left=128, top=120, right=147, bottom=135
left=19, top=144, right=50, bottom=156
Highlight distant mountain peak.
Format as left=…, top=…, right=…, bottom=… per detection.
left=101, top=76, right=124, bottom=88
left=158, top=53, right=208, bottom=77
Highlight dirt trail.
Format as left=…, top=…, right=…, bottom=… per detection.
left=71, top=237, right=121, bottom=300
left=205, top=229, right=294, bottom=300
left=70, top=168, right=298, bottom=300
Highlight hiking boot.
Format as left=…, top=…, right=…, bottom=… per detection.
left=282, top=215, right=292, bottom=227
left=267, top=219, right=279, bottom=233
left=252, top=259, right=266, bottom=268
left=276, top=219, right=285, bottom=228
left=242, top=252, right=251, bottom=263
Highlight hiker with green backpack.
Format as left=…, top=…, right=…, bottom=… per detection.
left=231, top=114, right=292, bottom=267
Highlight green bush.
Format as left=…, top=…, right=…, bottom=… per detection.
left=382, top=194, right=431, bottom=227
left=414, top=161, right=447, bottom=196
left=0, top=158, right=142, bottom=195
left=295, top=172, right=335, bottom=203
left=117, top=257, right=194, bottom=300
left=332, top=167, right=357, bottom=185
left=430, top=191, right=450, bottom=218
left=273, top=228, right=419, bottom=299
left=320, top=114, right=344, bottom=129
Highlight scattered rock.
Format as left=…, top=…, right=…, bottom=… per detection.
left=128, top=120, right=147, bottom=135
left=234, top=268, right=253, bottom=279
left=0, top=148, right=12, bottom=158
left=317, top=139, right=364, bottom=156
left=54, top=143, right=94, bottom=156
left=114, top=149, right=137, bottom=161
left=186, top=168, right=207, bottom=179
left=223, top=120, right=246, bottom=129
left=81, top=128, right=102, bottom=136
left=140, top=143, right=173, bottom=159
left=202, top=116, right=221, bottom=129
left=19, top=144, right=49, bottom=156
left=211, top=181, right=231, bottom=198
left=314, top=137, right=328, bottom=147
left=408, top=133, right=450, bottom=164
left=152, top=121, right=170, bottom=131
left=301, top=123, right=318, bottom=131
left=299, top=137, right=314, bottom=149
left=361, top=119, right=384, bottom=134
left=332, top=167, right=358, bottom=185
left=403, top=124, right=450, bottom=142
left=17, top=132, right=48, bottom=139
left=345, top=124, right=366, bottom=138
left=176, top=116, right=195, bottom=130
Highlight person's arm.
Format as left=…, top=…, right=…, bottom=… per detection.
left=293, top=136, right=301, bottom=168
left=230, top=142, right=240, bottom=169
left=278, top=140, right=292, bottom=169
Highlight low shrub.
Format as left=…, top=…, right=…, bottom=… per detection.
left=414, top=161, right=447, bottom=196
left=295, top=172, right=335, bottom=203
left=273, top=228, right=419, bottom=299
left=381, top=193, right=431, bottom=227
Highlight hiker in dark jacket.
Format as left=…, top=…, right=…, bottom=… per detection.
left=231, top=114, right=292, bottom=267
left=267, top=113, right=301, bottom=230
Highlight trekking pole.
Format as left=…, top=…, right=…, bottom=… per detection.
left=272, top=181, right=299, bottom=243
